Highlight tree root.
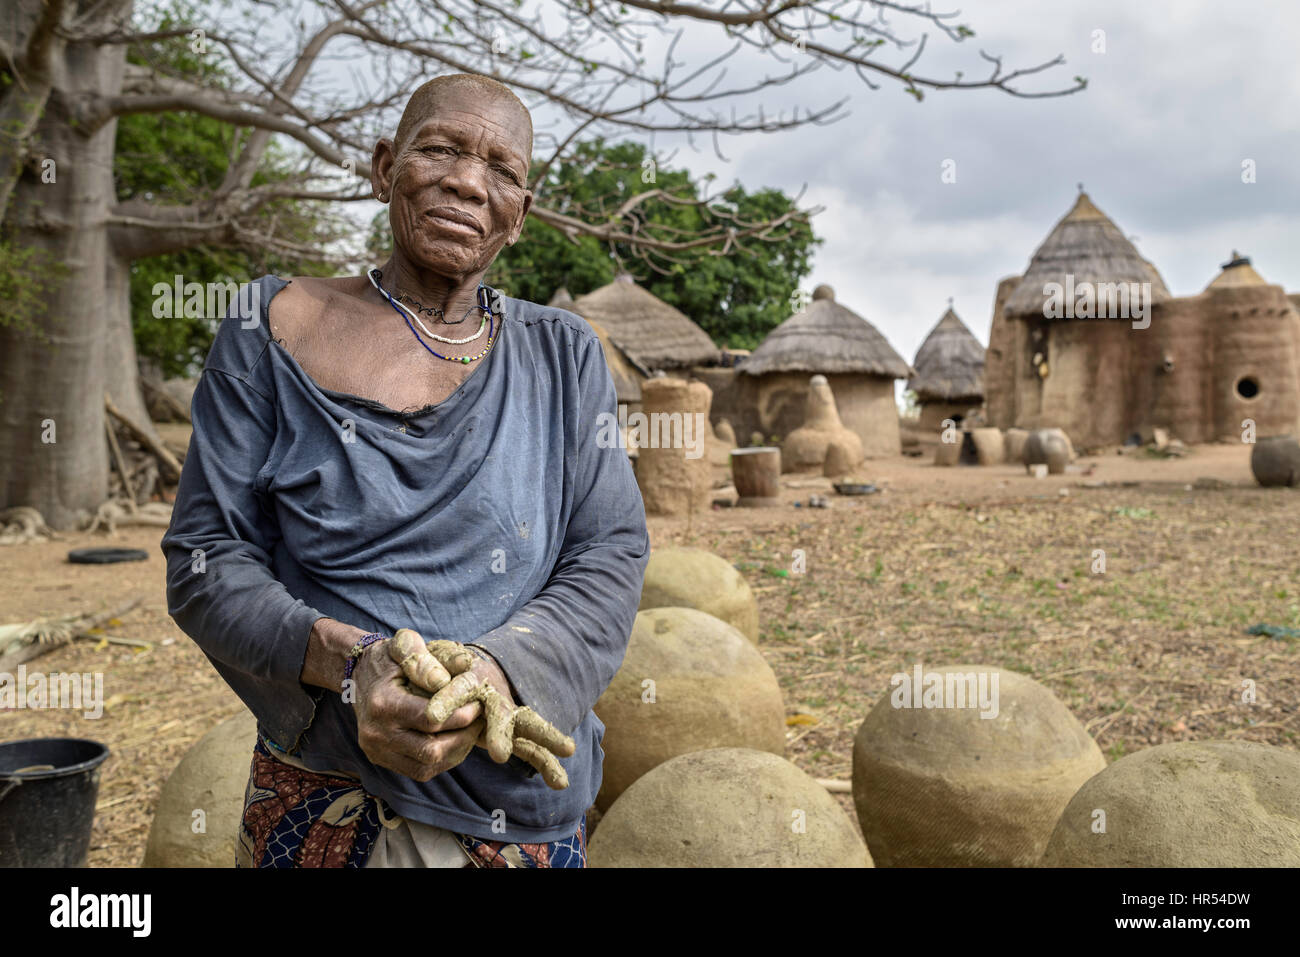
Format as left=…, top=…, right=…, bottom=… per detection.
left=84, top=500, right=173, bottom=534
left=0, top=507, right=59, bottom=545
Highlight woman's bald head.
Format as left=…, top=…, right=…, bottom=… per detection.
left=372, top=73, right=535, bottom=284
left=394, top=74, right=533, bottom=160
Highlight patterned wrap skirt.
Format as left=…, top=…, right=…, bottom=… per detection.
left=236, top=736, right=586, bottom=868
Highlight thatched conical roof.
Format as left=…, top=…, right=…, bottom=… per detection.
left=548, top=287, right=577, bottom=310
left=1206, top=251, right=1268, bottom=290
left=738, top=285, right=911, bottom=379
left=570, top=274, right=718, bottom=370
left=1002, top=191, right=1170, bottom=318
left=585, top=319, right=643, bottom=404
left=553, top=285, right=645, bottom=403
left=908, top=306, right=985, bottom=400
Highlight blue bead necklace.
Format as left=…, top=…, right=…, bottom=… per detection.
left=368, top=267, right=497, bottom=364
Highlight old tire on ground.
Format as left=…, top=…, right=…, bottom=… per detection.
left=852, top=665, right=1104, bottom=866
left=590, top=747, right=872, bottom=867
left=1041, top=740, right=1300, bottom=867
left=593, top=607, right=785, bottom=811
left=639, top=547, right=759, bottom=642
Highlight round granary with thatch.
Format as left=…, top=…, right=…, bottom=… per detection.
left=1190, top=253, right=1300, bottom=442
left=570, top=273, right=719, bottom=376
left=736, top=285, right=912, bottom=456
left=587, top=318, right=644, bottom=407
left=550, top=286, right=642, bottom=408
left=909, top=304, right=986, bottom=436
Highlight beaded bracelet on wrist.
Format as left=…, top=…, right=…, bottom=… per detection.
left=343, top=632, right=386, bottom=684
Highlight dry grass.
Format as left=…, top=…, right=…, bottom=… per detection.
left=2, top=445, right=1297, bottom=865
left=655, top=482, right=1300, bottom=790
left=0, top=528, right=244, bottom=866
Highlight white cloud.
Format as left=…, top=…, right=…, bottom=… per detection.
left=622, top=0, right=1300, bottom=362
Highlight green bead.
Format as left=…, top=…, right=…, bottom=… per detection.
left=462, top=356, right=471, bottom=363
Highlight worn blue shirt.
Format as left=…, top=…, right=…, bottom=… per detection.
left=161, top=275, right=649, bottom=843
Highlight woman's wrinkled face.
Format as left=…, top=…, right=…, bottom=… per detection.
left=373, top=93, right=533, bottom=281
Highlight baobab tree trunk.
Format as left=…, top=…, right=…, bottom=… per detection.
left=0, top=0, right=1078, bottom=533
left=104, top=250, right=158, bottom=432
left=0, top=4, right=129, bottom=529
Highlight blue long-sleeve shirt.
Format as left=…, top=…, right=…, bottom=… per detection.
left=160, top=275, right=649, bottom=843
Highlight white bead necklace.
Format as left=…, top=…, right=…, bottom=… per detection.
left=366, top=267, right=488, bottom=345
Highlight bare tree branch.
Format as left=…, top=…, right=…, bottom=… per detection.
left=0, top=0, right=80, bottom=224
left=80, top=0, right=1082, bottom=261
left=19, top=0, right=72, bottom=77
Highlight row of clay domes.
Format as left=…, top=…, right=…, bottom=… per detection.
left=145, top=547, right=1300, bottom=868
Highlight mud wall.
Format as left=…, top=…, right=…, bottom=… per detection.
left=1207, top=285, right=1300, bottom=441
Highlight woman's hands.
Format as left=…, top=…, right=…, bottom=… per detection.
left=387, top=629, right=577, bottom=789
left=304, top=618, right=575, bottom=787
left=350, top=633, right=485, bottom=783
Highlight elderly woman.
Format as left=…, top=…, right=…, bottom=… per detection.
left=161, top=73, right=649, bottom=868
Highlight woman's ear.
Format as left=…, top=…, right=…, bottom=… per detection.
left=372, top=138, right=396, bottom=203
left=505, top=191, right=534, bottom=246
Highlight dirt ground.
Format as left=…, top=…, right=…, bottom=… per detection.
left=2, top=439, right=1297, bottom=865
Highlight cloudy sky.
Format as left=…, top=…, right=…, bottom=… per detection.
left=553, top=0, right=1300, bottom=365
left=292, top=0, right=1297, bottom=368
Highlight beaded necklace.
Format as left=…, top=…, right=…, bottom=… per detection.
left=368, top=268, right=498, bottom=364
left=367, top=267, right=488, bottom=344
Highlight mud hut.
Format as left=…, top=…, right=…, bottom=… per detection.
left=570, top=274, right=719, bottom=373
left=1206, top=253, right=1267, bottom=291
left=985, top=193, right=1300, bottom=446
left=736, top=285, right=911, bottom=457
left=984, top=190, right=1173, bottom=448
left=548, top=286, right=645, bottom=409
left=1176, top=253, right=1300, bottom=441
left=909, top=303, right=986, bottom=434
left=1127, top=251, right=1300, bottom=443
left=999, top=190, right=1171, bottom=320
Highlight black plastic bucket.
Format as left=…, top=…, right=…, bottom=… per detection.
left=0, top=738, right=110, bottom=867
